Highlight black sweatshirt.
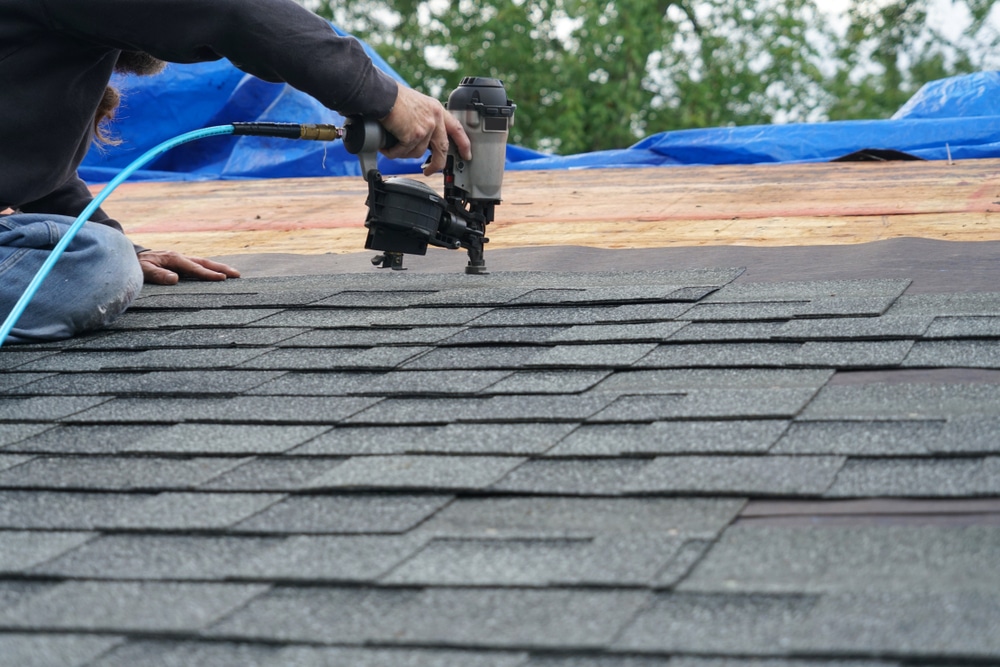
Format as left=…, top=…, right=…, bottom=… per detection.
left=0, top=0, right=398, bottom=234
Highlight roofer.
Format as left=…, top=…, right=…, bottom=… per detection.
left=0, top=0, right=471, bottom=343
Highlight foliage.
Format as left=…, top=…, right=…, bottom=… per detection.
left=305, top=0, right=997, bottom=153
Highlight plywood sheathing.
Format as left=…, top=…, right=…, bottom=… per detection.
left=97, top=158, right=1000, bottom=257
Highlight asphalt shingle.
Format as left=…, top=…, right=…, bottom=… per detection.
left=1, top=265, right=997, bottom=665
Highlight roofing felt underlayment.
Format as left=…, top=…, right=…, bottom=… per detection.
left=2, top=158, right=1000, bottom=665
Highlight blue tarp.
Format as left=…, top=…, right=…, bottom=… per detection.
left=79, top=36, right=1000, bottom=183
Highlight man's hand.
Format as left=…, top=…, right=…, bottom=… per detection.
left=138, top=250, right=240, bottom=285
left=379, top=84, right=473, bottom=176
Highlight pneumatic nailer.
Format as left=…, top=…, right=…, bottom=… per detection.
left=342, top=77, right=516, bottom=274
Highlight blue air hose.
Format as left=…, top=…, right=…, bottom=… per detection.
left=0, top=122, right=341, bottom=347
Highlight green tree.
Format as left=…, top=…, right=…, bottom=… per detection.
left=304, top=0, right=995, bottom=152
left=826, top=1, right=993, bottom=120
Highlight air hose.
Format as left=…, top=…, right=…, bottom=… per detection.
left=0, top=122, right=341, bottom=347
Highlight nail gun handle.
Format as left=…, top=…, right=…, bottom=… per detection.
left=343, top=116, right=398, bottom=155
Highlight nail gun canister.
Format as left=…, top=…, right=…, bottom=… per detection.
left=446, top=77, right=516, bottom=203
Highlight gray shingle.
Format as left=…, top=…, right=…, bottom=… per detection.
left=0, top=491, right=156, bottom=530
left=704, top=279, right=911, bottom=302
left=294, top=423, right=573, bottom=455
left=310, top=290, right=439, bottom=308
left=4, top=370, right=284, bottom=397
left=0, top=351, right=57, bottom=370
left=245, top=371, right=387, bottom=396
left=345, top=395, right=615, bottom=424
left=277, top=326, right=463, bottom=347
left=252, top=307, right=487, bottom=328
left=115, top=492, right=287, bottom=530
left=588, top=388, right=818, bottom=420
left=74, top=327, right=308, bottom=349
left=233, top=493, right=453, bottom=534
left=33, top=535, right=283, bottom=580
left=772, top=420, right=944, bottom=455
left=682, top=302, right=807, bottom=321
left=90, top=642, right=528, bottom=667
left=548, top=420, right=789, bottom=456
left=2, top=425, right=172, bottom=454
left=17, top=349, right=142, bottom=373
left=0, top=396, right=109, bottom=421
left=0, top=372, right=54, bottom=393
left=132, top=290, right=334, bottom=308
left=489, top=459, right=649, bottom=495
left=789, top=590, right=1000, bottom=656
left=85, top=639, right=284, bottom=667
left=0, top=490, right=277, bottom=532
left=545, top=321, right=688, bottom=343
left=230, top=534, right=429, bottom=582
left=419, top=497, right=746, bottom=539
left=615, top=592, right=819, bottom=654
left=0, top=455, right=32, bottom=472
left=885, top=292, right=1000, bottom=317
left=304, top=455, right=526, bottom=491
left=923, top=315, right=1000, bottom=338
left=287, top=425, right=443, bottom=455
left=0, top=531, right=95, bottom=573
left=163, top=308, right=283, bottom=327
left=0, top=455, right=247, bottom=491
left=792, top=340, right=914, bottom=367
left=655, top=538, right=715, bottom=587
left=482, top=370, right=612, bottom=394
left=508, top=285, right=698, bottom=305
left=0, top=423, right=55, bottom=449
left=609, top=302, right=697, bottom=321
left=792, top=295, right=900, bottom=318
left=122, top=424, right=330, bottom=454
left=439, top=326, right=564, bottom=345
left=667, top=660, right=893, bottom=667
left=400, top=346, right=550, bottom=370
left=198, top=457, right=348, bottom=491
left=237, top=346, right=431, bottom=370
left=381, top=534, right=685, bottom=586
left=668, top=321, right=787, bottom=342
left=775, top=316, right=933, bottom=340
left=523, top=344, right=658, bottom=368
left=634, top=343, right=801, bottom=368
left=45, top=348, right=269, bottom=371
left=591, top=368, right=833, bottom=392
left=366, top=369, right=515, bottom=395
left=101, top=310, right=182, bottom=330
left=207, top=585, right=650, bottom=648
left=937, top=415, right=1000, bottom=453
left=903, top=340, right=1000, bottom=368
left=823, top=457, right=998, bottom=497
left=404, top=422, right=578, bottom=455
left=0, top=581, right=268, bottom=632
left=626, top=456, right=846, bottom=495
left=799, top=383, right=1000, bottom=420
left=0, top=581, right=56, bottom=611
left=61, top=396, right=380, bottom=424
left=0, top=634, right=124, bottom=667
left=679, top=524, right=1000, bottom=594
left=413, top=286, right=535, bottom=306
left=467, top=306, right=641, bottom=327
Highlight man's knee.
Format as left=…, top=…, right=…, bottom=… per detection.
left=0, top=217, right=143, bottom=343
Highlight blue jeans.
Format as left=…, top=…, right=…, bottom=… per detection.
left=0, top=213, right=143, bottom=344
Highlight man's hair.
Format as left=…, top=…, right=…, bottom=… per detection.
left=94, top=51, right=167, bottom=145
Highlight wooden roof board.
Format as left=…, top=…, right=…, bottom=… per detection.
left=97, top=158, right=1000, bottom=257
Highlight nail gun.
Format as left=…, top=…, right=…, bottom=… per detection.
left=342, top=77, right=516, bottom=274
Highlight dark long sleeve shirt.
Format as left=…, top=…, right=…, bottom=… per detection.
left=0, top=0, right=398, bottom=234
